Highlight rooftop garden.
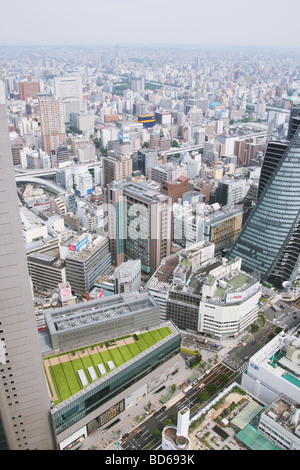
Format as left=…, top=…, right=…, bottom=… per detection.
left=44, top=326, right=172, bottom=406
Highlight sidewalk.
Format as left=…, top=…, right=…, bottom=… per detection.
left=80, top=355, right=193, bottom=450
left=78, top=331, right=251, bottom=450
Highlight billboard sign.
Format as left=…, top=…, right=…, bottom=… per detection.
left=68, top=236, right=88, bottom=252
left=119, top=132, right=129, bottom=143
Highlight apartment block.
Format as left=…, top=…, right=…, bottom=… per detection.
left=38, top=94, right=66, bottom=156
left=102, top=153, right=132, bottom=186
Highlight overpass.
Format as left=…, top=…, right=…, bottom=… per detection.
left=15, top=176, right=66, bottom=195
left=14, top=161, right=103, bottom=179
left=160, top=132, right=268, bottom=158
left=161, top=144, right=204, bottom=157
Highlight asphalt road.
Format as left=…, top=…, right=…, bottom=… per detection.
left=120, top=363, right=235, bottom=450
left=109, top=293, right=300, bottom=451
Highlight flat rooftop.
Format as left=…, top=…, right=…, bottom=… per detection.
left=111, top=180, right=172, bottom=203
left=28, top=247, right=65, bottom=268
left=185, top=259, right=222, bottom=296
left=155, top=255, right=179, bottom=284
left=63, top=234, right=108, bottom=261
left=45, top=291, right=158, bottom=336
left=214, top=273, right=251, bottom=299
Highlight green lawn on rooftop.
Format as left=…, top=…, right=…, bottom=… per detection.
left=46, top=326, right=172, bottom=405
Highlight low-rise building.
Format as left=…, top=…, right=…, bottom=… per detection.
left=60, top=233, right=112, bottom=296
left=257, top=394, right=300, bottom=450
left=27, top=246, right=66, bottom=291
left=41, top=291, right=181, bottom=449
left=241, top=332, right=300, bottom=405
left=148, top=243, right=261, bottom=339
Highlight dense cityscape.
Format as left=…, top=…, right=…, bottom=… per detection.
left=0, top=3, right=300, bottom=456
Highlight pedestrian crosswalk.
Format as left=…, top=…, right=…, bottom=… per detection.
left=238, top=362, right=248, bottom=373
left=222, top=357, right=248, bottom=374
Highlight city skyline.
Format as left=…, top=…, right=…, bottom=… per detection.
left=1, top=0, right=300, bottom=49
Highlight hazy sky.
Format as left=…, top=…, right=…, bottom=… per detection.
left=1, top=0, right=300, bottom=49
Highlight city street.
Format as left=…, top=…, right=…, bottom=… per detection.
left=78, top=287, right=300, bottom=451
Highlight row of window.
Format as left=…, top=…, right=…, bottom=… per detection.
left=0, top=323, right=27, bottom=449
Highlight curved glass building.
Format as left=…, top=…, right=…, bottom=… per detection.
left=229, top=114, right=300, bottom=288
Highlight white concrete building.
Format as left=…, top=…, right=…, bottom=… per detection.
left=199, top=257, right=261, bottom=339
left=241, top=332, right=300, bottom=405
left=257, top=394, right=300, bottom=450
left=20, top=206, right=48, bottom=244
left=146, top=242, right=215, bottom=321
left=162, top=407, right=190, bottom=450
left=114, top=259, right=141, bottom=294
left=54, top=75, right=83, bottom=122
left=182, top=151, right=202, bottom=179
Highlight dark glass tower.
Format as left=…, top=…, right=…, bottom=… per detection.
left=229, top=108, right=300, bottom=288
left=0, top=75, right=55, bottom=449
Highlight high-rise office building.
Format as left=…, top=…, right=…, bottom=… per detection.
left=54, top=75, right=83, bottom=123
left=0, top=75, right=55, bottom=449
left=287, top=102, right=300, bottom=141
left=138, top=149, right=158, bottom=178
left=216, top=178, right=247, bottom=206
left=131, top=75, right=144, bottom=92
left=38, top=93, right=66, bottom=156
left=102, top=153, right=132, bottom=186
left=104, top=180, right=173, bottom=274
left=18, top=81, right=40, bottom=102
left=229, top=108, right=300, bottom=287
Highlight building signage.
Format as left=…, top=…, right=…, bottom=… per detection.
left=61, top=288, right=71, bottom=298
left=68, top=236, right=88, bottom=252
left=118, top=132, right=129, bottom=143
left=226, top=282, right=260, bottom=304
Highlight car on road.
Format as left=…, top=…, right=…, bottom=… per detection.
left=251, top=340, right=257, bottom=344
left=244, top=356, right=249, bottom=360
left=199, top=383, right=205, bottom=389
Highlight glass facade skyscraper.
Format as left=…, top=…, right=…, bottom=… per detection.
left=229, top=110, right=300, bottom=287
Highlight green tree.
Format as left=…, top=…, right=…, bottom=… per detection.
left=206, top=383, right=217, bottom=394
left=152, top=429, right=162, bottom=440
left=198, top=391, right=209, bottom=402
left=171, top=412, right=178, bottom=424
left=162, top=419, right=173, bottom=427
left=219, top=374, right=229, bottom=385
